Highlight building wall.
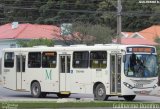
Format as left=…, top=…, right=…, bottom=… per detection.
left=0, top=39, right=18, bottom=58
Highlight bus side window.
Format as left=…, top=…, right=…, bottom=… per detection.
left=28, top=52, right=41, bottom=68
left=90, top=51, right=107, bottom=68
left=4, top=52, right=14, bottom=68
left=73, top=51, right=89, bottom=68
left=42, top=52, right=57, bottom=68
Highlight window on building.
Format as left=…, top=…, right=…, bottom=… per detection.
left=4, top=52, right=14, bottom=68
left=90, top=51, right=107, bottom=68
left=10, top=44, right=16, bottom=48
left=28, top=52, right=41, bottom=68
left=73, top=51, right=89, bottom=68
left=42, top=52, right=57, bottom=68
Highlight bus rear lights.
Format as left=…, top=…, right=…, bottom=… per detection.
left=123, top=82, right=134, bottom=89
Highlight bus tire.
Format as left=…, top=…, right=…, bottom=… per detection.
left=31, top=82, right=42, bottom=98
left=57, top=93, right=70, bottom=98
left=94, top=83, right=108, bottom=101
left=123, top=95, right=136, bottom=101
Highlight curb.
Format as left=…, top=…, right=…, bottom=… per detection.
left=0, top=98, right=94, bottom=102
left=56, top=98, right=94, bottom=103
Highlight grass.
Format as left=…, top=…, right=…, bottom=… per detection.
left=0, top=101, right=160, bottom=108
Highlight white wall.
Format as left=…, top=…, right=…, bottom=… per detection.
left=0, top=39, right=18, bottom=58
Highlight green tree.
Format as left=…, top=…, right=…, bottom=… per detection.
left=156, top=45, right=160, bottom=86
left=154, top=37, right=160, bottom=86
left=122, top=0, right=156, bottom=31
left=97, top=1, right=117, bottom=29
left=155, top=37, right=160, bottom=44
left=2, top=0, right=41, bottom=23
left=17, top=38, right=54, bottom=47
left=60, top=22, right=115, bottom=45
left=149, top=5, right=160, bottom=25
left=0, top=0, right=159, bottom=32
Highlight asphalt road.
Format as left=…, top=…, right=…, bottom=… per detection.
left=0, top=85, right=160, bottom=102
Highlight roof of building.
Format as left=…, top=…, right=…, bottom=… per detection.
left=131, top=25, right=160, bottom=41
left=0, top=23, right=61, bottom=40
left=121, top=32, right=133, bottom=37
left=120, top=38, right=158, bottom=45
left=0, top=23, right=159, bottom=46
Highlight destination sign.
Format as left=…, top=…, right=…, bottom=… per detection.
left=127, top=47, right=155, bottom=53
left=44, top=52, right=56, bottom=56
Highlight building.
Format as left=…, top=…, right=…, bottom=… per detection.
left=0, top=23, right=61, bottom=57
left=115, top=25, right=160, bottom=45
left=120, top=32, right=133, bottom=38
left=0, top=22, right=97, bottom=58
left=120, top=38, right=158, bottom=45
left=130, top=25, right=160, bottom=42
left=1, top=23, right=159, bottom=57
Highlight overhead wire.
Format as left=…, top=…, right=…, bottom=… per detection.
left=2, top=5, right=160, bottom=17
left=0, top=0, right=160, bottom=24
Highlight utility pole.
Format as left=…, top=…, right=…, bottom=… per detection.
left=117, top=0, right=122, bottom=44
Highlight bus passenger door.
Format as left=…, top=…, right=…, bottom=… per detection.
left=16, top=54, right=26, bottom=90
left=59, top=55, right=71, bottom=92
left=110, top=54, right=122, bottom=94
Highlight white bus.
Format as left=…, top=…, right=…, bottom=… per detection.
left=1, top=44, right=158, bottom=101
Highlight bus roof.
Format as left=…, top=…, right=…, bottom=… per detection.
left=2, top=44, right=155, bottom=52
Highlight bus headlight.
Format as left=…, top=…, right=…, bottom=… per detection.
left=153, top=84, right=157, bottom=89
left=123, top=82, right=134, bottom=89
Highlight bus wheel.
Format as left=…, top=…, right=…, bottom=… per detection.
left=123, top=95, right=136, bottom=101
left=57, top=93, right=70, bottom=98
left=31, top=82, right=42, bottom=98
left=94, top=83, right=108, bottom=101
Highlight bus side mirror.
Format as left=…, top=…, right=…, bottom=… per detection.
left=123, top=55, right=126, bottom=62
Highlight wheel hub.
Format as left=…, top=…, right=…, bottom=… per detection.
left=98, top=88, right=104, bottom=96
left=33, top=86, right=39, bottom=95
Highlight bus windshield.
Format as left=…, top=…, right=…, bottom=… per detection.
left=124, top=54, right=158, bottom=77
